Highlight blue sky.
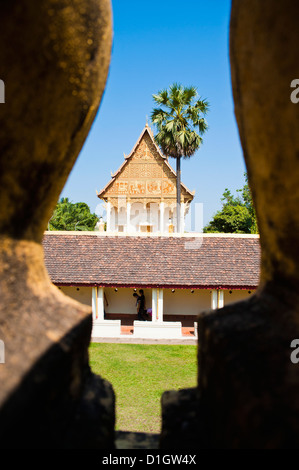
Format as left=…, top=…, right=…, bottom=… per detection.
left=60, top=0, right=246, bottom=226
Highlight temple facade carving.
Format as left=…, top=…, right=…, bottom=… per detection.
left=97, top=124, right=195, bottom=233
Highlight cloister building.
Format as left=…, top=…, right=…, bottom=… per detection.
left=43, top=126, right=260, bottom=339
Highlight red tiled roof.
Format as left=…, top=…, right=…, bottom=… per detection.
left=42, top=233, right=261, bottom=290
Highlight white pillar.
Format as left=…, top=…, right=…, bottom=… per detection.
left=106, top=202, right=111, bottom=232
left=211, top=290, right=218, bottom=310
left=152, top=289, right=157, bottom=322
left=211, top=290, right=224, bottom=309
left=217, top=290, right=224, bottom=308
left=160, top=202, right=164, bottom=234
left=111, top=206, right=115, bottom=232
left=97, top=287, right=105, bottom=321
left=180, top=202, right=185, bottom=233
left=157, top=289, right=163, bottom=322
left=152, top=288, right=163, bottom=322
left=92, top=287, right=97, bottom=320
left=126, top=202, right=131, bottom=232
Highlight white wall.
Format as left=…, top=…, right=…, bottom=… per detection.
left=224, top=289, right=255, bottom=306
left=164, top=288, right=211, bottom=316
left=58, top=286, right=256, bottom=316
left=104, top=287, right=152, bottom=315
left=59, top=286, right=92, bottom=307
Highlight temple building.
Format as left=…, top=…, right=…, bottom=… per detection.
left=96, top=124, right=195, bottom=233
left=43, top=232, right=260, bottom=339
left=42, top=125, right=260, bottom=340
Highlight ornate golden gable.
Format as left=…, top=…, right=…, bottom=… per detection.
left=97, top=125, right=195, bottom=208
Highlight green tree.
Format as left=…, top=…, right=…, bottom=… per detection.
left=204, top=175, right=258, bottom=234
left=48, top=197, right=98, bottom=231
left=151, top=83, right=209, bottom=232
left=238, top=174, right=258, bottom=234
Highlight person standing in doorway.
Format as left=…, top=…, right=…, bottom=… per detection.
left=138, top=289, right=147, bottom=320
left=104, top=292, right=108, bottom=319
left=133, top=292, right=145, bottom=321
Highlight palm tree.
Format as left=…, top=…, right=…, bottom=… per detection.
left=151, top=83, right=209, bottom=232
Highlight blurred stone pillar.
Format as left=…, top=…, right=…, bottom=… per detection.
left=197, top=0, right=299, bottom=449
left=161, top=0, right=299, bottom=450
left=0, top=0, right=115, bottom=449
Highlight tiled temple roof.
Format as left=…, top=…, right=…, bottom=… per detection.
left=42, top=232, right=261, bottom=290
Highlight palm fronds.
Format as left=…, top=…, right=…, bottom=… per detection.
left=150, top=83, right=209, bottom=232
left=151, top=83, right=209, bottom=160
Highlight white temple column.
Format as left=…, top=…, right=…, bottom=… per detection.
left=152, top=288, right=163, bottom=322
left=106, top=202, right=111, bottom=232
left=97, top=287, right=105, bottom=321
left=211, top=290, right=218, bottom=310
left=92, top=287, right=97, bottom=320
left=111, top=206, right=116, bottom=232
left=157, top=289, right=163, bottom=322
left=152, top=289, right=157, bottom=322
left=217, top=290, right=224, bottom=309
left=134, top=288, right=179, bottom=339
left=211, top=290, right=224, bottom=310
left=180, top=202, right=185, bottom=234
left=91, top=287, right=121, bottom=338
left=159, top=202, right=164, bottom=234
left=126, top=202, right=131, bottom=232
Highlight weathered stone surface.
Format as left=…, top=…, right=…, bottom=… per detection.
left=160, top=388, right=200, bottom=449
left=195, top=0, right=299, bottom=448
left=0, top=0, right=112, bottom=243
left=0, top=0, right=114, bottom=448
left=115, top=431, right=159, bottom=450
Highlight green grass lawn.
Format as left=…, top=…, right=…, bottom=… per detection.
left=89, top=343, right=198, bottom=434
